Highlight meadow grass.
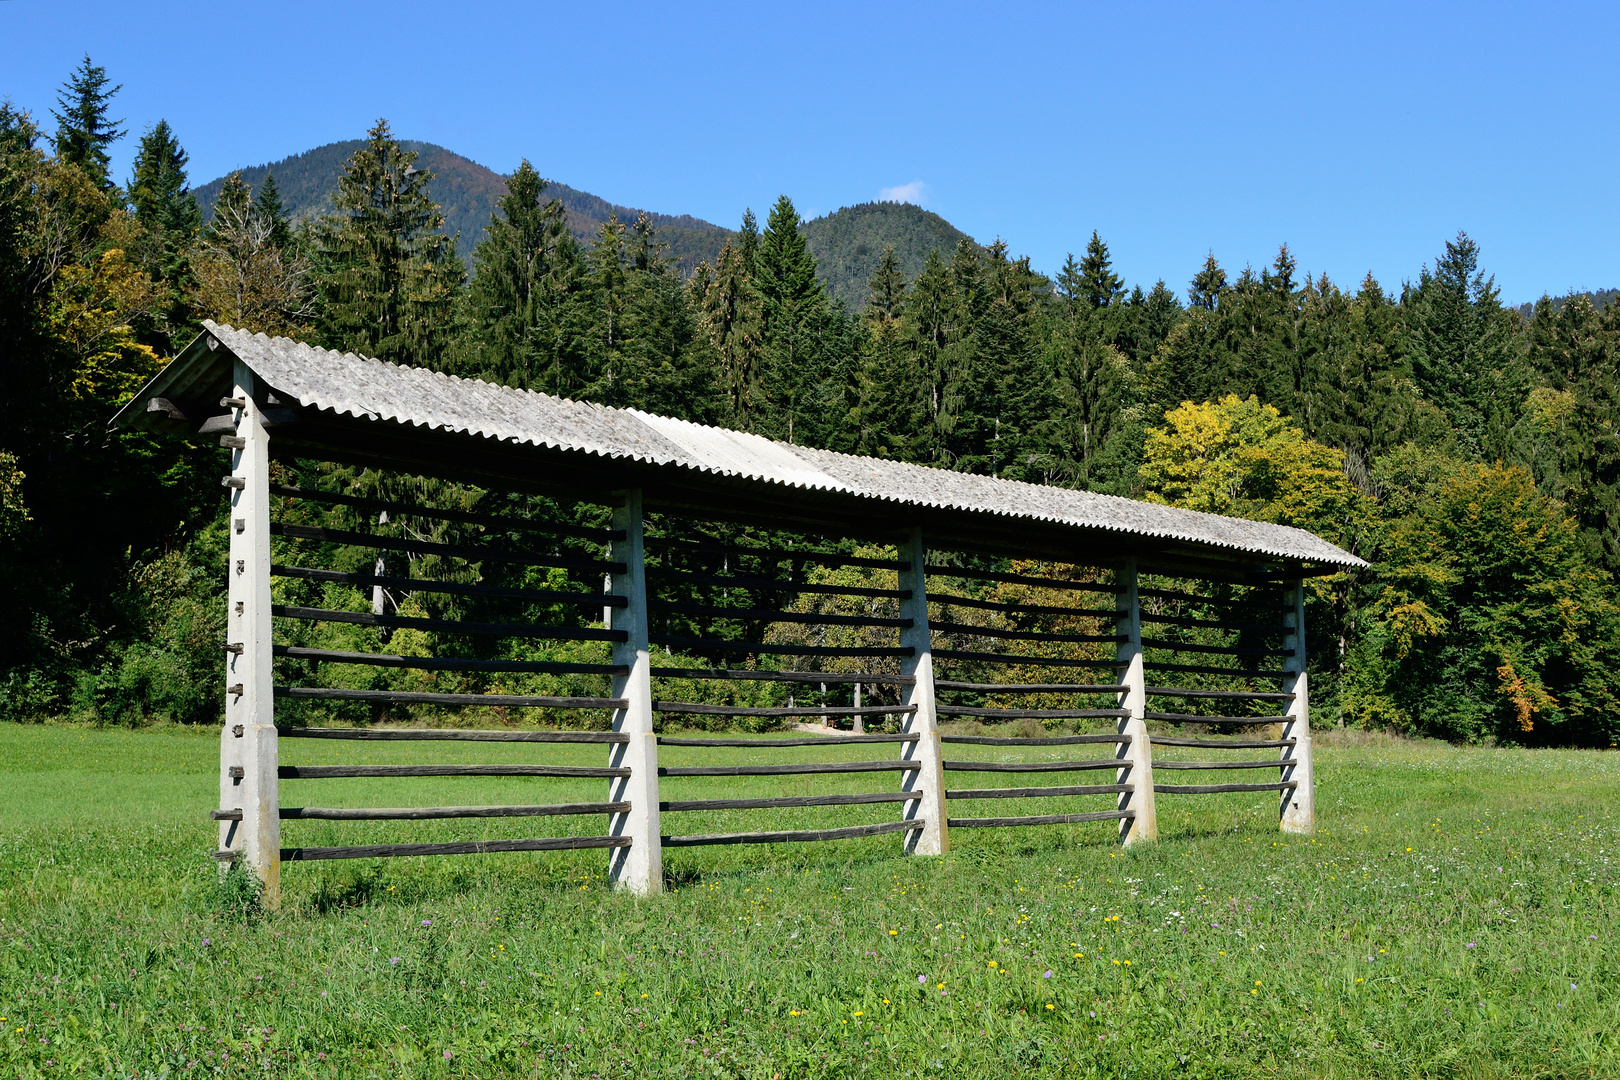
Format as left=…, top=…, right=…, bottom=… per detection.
left=1, top=722, right=1616, bottom=1078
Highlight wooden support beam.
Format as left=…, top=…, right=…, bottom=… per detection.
left=898, top=529, right=947, bottom=856
left=220, top=364, right=279, bottom=906
left=660, top=819, right=922, bottom=848
left=1280, top=579, right=1315, bottom=834
left=1115, top=559, right=1157, bottom=845
left=608, top=490, right=661, bottom=895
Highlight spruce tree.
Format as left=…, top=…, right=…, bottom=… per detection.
left=128, top=120, right=202, bottom=309
left=754, top=195, right=830, bottom=443
left=458, top=160, right=582, bottom=393
left=693, top=240, right=764, bottom=427
left=255, top=172, right=293, bottom=250
left=855, top=246, right=923, bottom=457
left=1075, top=230, right=1124, bottom=309
left=51, top=54, right=124, bottom=189
left=1402, top=232, right=1524, bottom=458
left=737, top=208, right=760, bottom=276
left=1189, top=252, right=1227, bottom=311
left=313, top=119, right=463, bottom=368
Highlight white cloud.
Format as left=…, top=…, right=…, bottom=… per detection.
left=878, top=181, right=927, bottom=206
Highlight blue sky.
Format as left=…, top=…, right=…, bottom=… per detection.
left=3, top=0, right=1617, bottom=303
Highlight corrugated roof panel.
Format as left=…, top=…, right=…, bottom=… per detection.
left=111, top=323, right=1368, bottom=569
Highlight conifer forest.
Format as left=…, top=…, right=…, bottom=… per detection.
left=4, top=56, right=1620, bottom=749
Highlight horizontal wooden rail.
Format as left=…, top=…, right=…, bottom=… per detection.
left=646, top=569, right=910, bottom=599
left=941, top=759, right=1118, bottom=773
left=277, top=802, right=629, bottom=819
left=649, top=601, right=911, bottom=629
left=660, top=819, right=922, bottom=847
left=647, top=538, right=908, bottom=571
left=271, top=565, right=627, bottom=608
left=1143, top=663, right=1288, bottom=679
left=270, top=484, right=625, bottom=541
left=1146, top=686, right=1295, bottom=701
left=271, top=522, right=624, bottom=575
left=649, top=636, right=913, bottom=659
left=927, top=592, right=1123, bottom=619
left=658, top=733, right=919, bottom=747
left=1140, top=613, right=1288, bottom=633
left=660, top=792, right=921, bottom=812
left=1137, top=587, right=1287, bottom=611
left=940, top=733, right=1127, bottom=746
left=1149, top=737, right=1296, bottom=749
left=948, top=809, right=1133, bottom=828
left=936, top=680, right=1126, bottom=694
left=924, top=566, right=1115, bottom=593
left=652, top=702, right=915, bottom=718
left=1151, top=759, right=1296, bottom=770
left=652, top=667, right=914, bottom=686
left=1141, top=638, right=1294, bottom=658
left=934, top=650, right=1126, bottom=669
left=278, top=763, right=630, bottom=779
left=936, top=705, right=1128, bottom=720
left=944, top=783, right=1130, bottom=799
left=274, top=687, right=625, bottom=710
left=281, top=836, right=630, bottom=861
left=272, top=605, right=627, bottom=642
left=930, top=621, right=1125, bottom=645
left=659, top=761, right=921, bottom=777
left=1157, top=781, right=1299, bottom=795
left=275, top=726, right=628, bottom=743
left=273, top=645, right=627, bottom=677
left=1144, top=711, right=1291, bottom=724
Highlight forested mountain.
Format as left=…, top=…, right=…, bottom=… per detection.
left=193, top=139, right=733, bottom=274
left=8, top=57, right=1620, bottom=750
left=802, top=201, right=975, bottom=306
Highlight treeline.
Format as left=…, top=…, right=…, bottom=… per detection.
left=3, top=58, right=1620, bottom=746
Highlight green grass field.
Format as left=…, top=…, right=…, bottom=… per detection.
left=1, top=723, right=1616, bottom=1079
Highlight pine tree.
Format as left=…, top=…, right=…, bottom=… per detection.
left=51, top=55, right=124, bottom=189
left=313, top=119, right=464, bottom=368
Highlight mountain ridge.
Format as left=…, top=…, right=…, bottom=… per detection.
left=193, top=140, right=733, bottom=275
left=194, top=139, right=980, bottom=304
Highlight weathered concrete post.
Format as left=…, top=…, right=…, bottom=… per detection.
left=607, top=489, right=662, bottom=894
left=1279, top=578, right=1315, bottom=834
left=1114, top=559, right=1157, bottom=845
left=219, top=362, right=280, bottom=907
left=897, top=528, right=947, bottom=855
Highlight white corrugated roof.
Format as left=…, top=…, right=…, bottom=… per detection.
left=112, top=322, right=1367, bottom=569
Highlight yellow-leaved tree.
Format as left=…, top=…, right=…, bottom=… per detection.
left=1137, top=394, right=1357, bottom=538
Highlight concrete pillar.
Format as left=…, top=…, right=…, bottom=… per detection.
left=221, top=363, right=280, bottom=907
left=607, top=490, right=662, bottom=893
left=1114, top=559, right=1156, bottom=845
left=897, top=528, right=947, bottom=855
left=1279, top=578, right=1315, bottom=834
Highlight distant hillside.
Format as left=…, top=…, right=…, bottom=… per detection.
left=194, top=140, right=731, bottom=274
left=802, top=201, right=976, bottom=308
left=1516, top=288, right=1620, bottom=321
